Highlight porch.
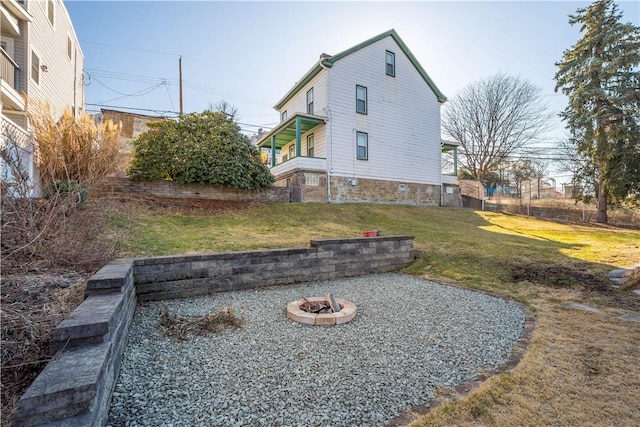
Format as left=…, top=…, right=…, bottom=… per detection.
left=256, top=112, right=327, bottom=169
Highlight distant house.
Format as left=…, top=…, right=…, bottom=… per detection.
left=96, top=109, right=166, bottom=175
left=256, top=29, right=460, bottom=206
left=1, top=0, right=84, bottom=195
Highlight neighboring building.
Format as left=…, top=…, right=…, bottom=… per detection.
left=96, top=108, right=166, bottom=175
left=256, top=29, right=460, bottom=206
left=1, top=0, right=84, bottom=194
left=98, top=108, right=165, bottom=145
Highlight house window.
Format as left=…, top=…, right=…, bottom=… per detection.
left=306, top=88, right=314, bottom=115
left=307, top=134, right=314, bottom=157
left=356, top=85, right=367, bottom=114
left=289, top=144, right=295, bottom=159
left=47, top=0, right=55, bottom=26
left=281, top=110, right=287, bottom=121
left=356, top=131, right=368, bottom=160
left=67, top=36, right=72, bottom=60
left=386, top=50, right=395, bottom=77
left=31, top=51, right=40, bottom=84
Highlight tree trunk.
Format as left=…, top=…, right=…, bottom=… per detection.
left=596, top=174, right=608, bottom=224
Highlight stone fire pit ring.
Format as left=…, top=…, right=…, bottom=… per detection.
left=287, top=297, right=357, bottom=326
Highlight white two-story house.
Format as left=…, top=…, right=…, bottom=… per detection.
left=1, top=0, right=84, bottom=194
left=256, top=29, right=460, bottom=206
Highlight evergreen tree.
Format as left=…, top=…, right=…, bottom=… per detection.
left=554, top=0, right=640, bottom=223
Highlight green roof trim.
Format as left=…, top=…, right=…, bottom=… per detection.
left=274, top=65, right=324, bottom=110
left=274, top=29, right=447, bottom=109
left=256, top=114, right=326, bottom=149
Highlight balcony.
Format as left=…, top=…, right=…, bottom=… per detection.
left=1, top=48, right=24, bottom=111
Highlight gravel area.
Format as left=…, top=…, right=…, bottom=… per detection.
left=108, top=274, right=525, bottom=427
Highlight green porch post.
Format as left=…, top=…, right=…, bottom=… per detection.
left=271, top=135, right=276, bottom=167
left=453, top=146, right=458, bottom=176
left=295, top=116, right=301, bottom=157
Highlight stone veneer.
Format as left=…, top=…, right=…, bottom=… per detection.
left=329, top=176, right=441, bottom=206
left=12, top=236, right=414, bottom=426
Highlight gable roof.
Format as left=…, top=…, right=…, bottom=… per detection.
left=274, top=29, right=447, bottom=109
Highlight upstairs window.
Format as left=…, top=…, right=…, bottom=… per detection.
left=47, top=0, right=54, bottom=26
left=281, top=110, right=287, bottom=121
left=356, top=85, right=367, bottom=114
left=31, top=50, right=40, bottom=84
left=307, top=134, right=314, bottom=157
left=67, top=36, right=72, bottom=60
left=289, top=144, right=295, bottom=159
left=356, top=131, right=368, bottom=160
left=386, top=50, right=395, bottom=77
left=306, top=88, right=314, bottom=115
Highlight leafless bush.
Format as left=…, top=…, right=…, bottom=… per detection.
left=1, top=106, right=122, bottom=271
left=0, top=273, right=87, bottom=426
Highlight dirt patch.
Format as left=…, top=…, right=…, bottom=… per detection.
left=510, top=261, right=640, bottom=310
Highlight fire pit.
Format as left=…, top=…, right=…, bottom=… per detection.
left=287, top=294, right=357, bottom=326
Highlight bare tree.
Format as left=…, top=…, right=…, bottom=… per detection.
left=443, top=73, right=552, bottom=183
left=208, top=99, right=239, bottom=121
left=529, top=160, right=549, bottom=199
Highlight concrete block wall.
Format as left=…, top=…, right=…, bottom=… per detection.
left=609, top=265, right=640, bottom=289
left=12, top=236, right=414, bottom=426
left=134, top=236, right=415, bottom=301
left=99, top=177, right=289, bottom=203
left=12, top=259, right=136, bottom=427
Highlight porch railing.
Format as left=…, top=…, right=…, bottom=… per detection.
left=1, top=48, right=20, bottom=91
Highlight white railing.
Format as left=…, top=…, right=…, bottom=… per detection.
left=269, top=156, right=327, bottom=177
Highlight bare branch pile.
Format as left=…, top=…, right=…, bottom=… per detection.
left=157, top=302, right=244, bottom=340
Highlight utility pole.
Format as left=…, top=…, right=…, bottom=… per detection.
left=179, top=56, right=183, bottom=116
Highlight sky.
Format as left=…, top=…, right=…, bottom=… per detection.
left=65, top=0, right=640, bottom=186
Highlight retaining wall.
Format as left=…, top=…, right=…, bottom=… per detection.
left=98, top=177, right=289, bottom=203
left=12, top=236, right=414, bottom=426
left=609, top=265, right=640, bottom=289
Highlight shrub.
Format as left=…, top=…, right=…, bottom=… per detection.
left=127, top=111, right=274, bottom=190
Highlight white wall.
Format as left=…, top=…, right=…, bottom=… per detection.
left=278, top=69, right=328, bottom=119
left=26, top=0, right=84, bottom=118
left=327, top=35, right=442, bottom=185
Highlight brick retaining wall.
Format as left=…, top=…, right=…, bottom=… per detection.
left=12, top=236, right=414, bottom=426
left=99, top=177, right=289, bottom=203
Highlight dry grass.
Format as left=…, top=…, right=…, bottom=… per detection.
left=30, top=103, right=123, bottom=189
left=412, top=294, right=640, bottom=427
left=2, top=197, right=638, bottom=426
left=0, top=273, right=88, bottom=427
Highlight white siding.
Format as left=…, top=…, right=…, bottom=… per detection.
left=26, top=0, right=83, bottom=118
left=280, top=125, right=327, bottom=161
left=278, top=70, right=328, bottom=119
left=327, top=36, right=442, bottom=185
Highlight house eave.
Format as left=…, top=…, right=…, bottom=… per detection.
left=273, top=62, right=325, bottom=110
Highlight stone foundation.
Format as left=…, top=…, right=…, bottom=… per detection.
left=329, top=176, right=440, bottom=206
left=274, top=170, right=328, bottom=203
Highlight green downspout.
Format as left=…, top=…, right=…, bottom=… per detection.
left=271, top=135, right=276, bottom=167
left=295, top=116, right=301, bottom=157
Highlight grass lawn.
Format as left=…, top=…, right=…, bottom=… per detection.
left=108, top=199, right=640, bottom=426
